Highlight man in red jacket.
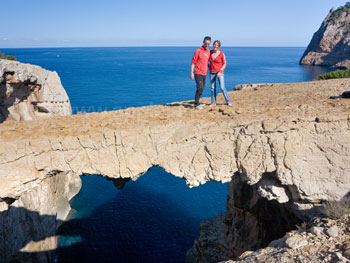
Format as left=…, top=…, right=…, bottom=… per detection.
left=190, top=36, right=211, bottom=109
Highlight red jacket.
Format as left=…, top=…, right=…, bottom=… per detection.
left=209, top=50, right=226, bottom=73
left=191, top=46, right=210, bottom=76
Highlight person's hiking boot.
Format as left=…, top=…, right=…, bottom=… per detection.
left=209, top=103, right=216, bottom=107
left=227, top=102, right=232, bottom=106
left=195, top=105, right=203, bottom=110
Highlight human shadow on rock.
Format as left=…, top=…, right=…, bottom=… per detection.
left=164, top=101, right=195, bottom=109
left=0, top=206, right=63, bottom=263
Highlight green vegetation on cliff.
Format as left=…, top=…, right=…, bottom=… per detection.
left=329, top=2, right=350, bottom=24
left=316, top=68, right=350, bottom=80
left=0, top=51, right=17, bottom=61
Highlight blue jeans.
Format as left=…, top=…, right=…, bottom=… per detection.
left=210, top=72, right=230, bottom=104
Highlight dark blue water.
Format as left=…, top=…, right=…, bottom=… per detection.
left=57, top=168, right=228, bottom=263
left=2, top=47, right=332, bottom=263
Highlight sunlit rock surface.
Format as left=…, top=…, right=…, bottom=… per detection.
left=300, top=3, right=350, bottom=68
left=0, top=60, right=71, bottom=123
left=1, top=78, right=350, bottom=262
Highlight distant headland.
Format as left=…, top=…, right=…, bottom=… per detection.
left=300, top=2, right=350, bottom=68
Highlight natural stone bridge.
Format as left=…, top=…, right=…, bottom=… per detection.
left=1, top=78, right=350, bottom=262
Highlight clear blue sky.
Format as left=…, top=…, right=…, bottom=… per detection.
left=0, top=0, right=347, bottom=48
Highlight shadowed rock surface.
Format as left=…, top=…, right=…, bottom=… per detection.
left=300, top=3, right=350, bottom=68
left=1, top=78, right=350, bottom=262
left=220, top=214, right=350, bottom=263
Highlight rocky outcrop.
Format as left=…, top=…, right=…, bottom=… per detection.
left=0, top=60, right=72, bottom=123
left=221, top=214, right=350, bottom=263
left=234, top=83, right=274, bottom=91
left=186, top=175, right=305, bottom=263
left=186, top=214, right=233, bottom=263
left=300, top=3, right=350, bottom=68
left=1, top=79, right=350, bottom=262
left=0, top=171, right=81, bottom=263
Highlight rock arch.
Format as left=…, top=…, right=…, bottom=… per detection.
left=1, top=78, right=350, bottom=262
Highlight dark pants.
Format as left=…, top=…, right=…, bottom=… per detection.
left=194, top=74, right=206, bottom=106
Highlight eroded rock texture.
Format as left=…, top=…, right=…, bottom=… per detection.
left=221, top=215, right=350, bottom=263
left=0, top=78, right=350, bottom=262
left=0, top=60, right=71, bottom=123
left=300, top=3, right=350, bottom=68
left=186, top=214, right=232, bottom=263
left=0, top=171, right=81, bottom=263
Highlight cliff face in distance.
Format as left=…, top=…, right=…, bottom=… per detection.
left=300, top=3, right=350, bottom=68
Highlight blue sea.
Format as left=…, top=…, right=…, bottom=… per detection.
left=3, top=47, right=331, bottom=263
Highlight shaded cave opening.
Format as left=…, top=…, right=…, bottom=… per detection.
left=56, top=166, right=228, bottom=263
left=225, top=173, right=306, bottom=259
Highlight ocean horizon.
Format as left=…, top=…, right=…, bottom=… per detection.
left=2, top=46, right=332, bottom=114
left=3, top=45, right=308, bottom=48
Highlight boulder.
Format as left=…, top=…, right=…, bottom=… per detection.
left=0, top=60, right=71, bottom=123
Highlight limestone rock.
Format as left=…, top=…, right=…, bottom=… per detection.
left=0, top=171, right=80, bottom=263
left=268, top=237, right=286, bottom=248
left=285, top=236, right=308, bottom=249
left=185, top=214, right=232, bottom=263
left=0, top=59, right=71, bottom=123
left=222, top=177, right=302, bottom=259
left=257, top=176, right=290, bottom=203
left=234, top=83, right=273, bottom=91
left=1, top=78, right=350, bottom=262
left=221, top=215, right=350, bottom=263
left=300, top=3, right=350, bottom=68
left=326, top=225, right=339, bottom=237
left=344, top=240, right=350, bottom=260
left=344, top=249, right=350, bottom=260
left=311, top=226, right=324, bottom=236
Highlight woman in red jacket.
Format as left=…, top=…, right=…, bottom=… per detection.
left=208, top=40, right=231, bottom=106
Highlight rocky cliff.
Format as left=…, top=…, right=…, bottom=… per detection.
left=221, top=215, right=350, bottom=262
left=0, top=60, right=72, bottom=123
left=0, top=78, right=350, bottom=262
left=300, top=3, right=350, bottom=68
